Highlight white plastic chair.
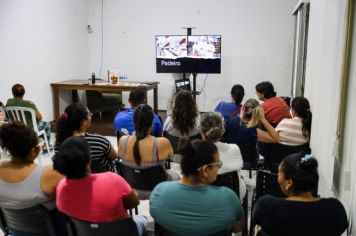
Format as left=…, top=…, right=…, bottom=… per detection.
left=5, top=106, right=52, bottom=159
left=0, top=121, right=9, bottom=159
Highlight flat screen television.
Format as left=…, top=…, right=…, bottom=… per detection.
left=156, top=35, right=221, bottom=74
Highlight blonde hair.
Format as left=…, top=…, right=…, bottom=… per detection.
left=242, top=99, right=262, bottom=128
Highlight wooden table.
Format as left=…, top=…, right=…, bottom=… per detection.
left=50, top=79, right=159, bottom=120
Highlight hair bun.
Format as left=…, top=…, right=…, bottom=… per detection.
left=300, top=154, right=318, bottom=170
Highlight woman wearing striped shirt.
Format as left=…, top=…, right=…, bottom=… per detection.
left=275, top=97, right=312, bottom=146
left=55, top=103, right=117, bottom=173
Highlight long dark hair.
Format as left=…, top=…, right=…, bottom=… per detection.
left=55, top=103, right=89, bottom=146
left=172, top=90, right=198, bottom=136
left=291, top=97, right=312, bottom=137
left=133, top=104, right=154, bottom=165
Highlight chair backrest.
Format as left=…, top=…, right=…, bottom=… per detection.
left=67, top=216, right=138, bottom=236
left=163, top=131, right=201, bottom=155
left=5, top=106, right=38, bottom=132
left=115, top=161, right=167, bottom=191
left=1, top=205, right=56, bottom=236
left=237, top=140, right=259, bottom=168
left=0, top=209, right=10, bottom=236
left=155, top=223, right=230, bottom=236
left=255, top=170, right=284, bottom=201
left=212, top=171, right=240, bottom=197
left=265, top=143, right=311, bottom=172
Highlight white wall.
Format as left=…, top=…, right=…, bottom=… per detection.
left=87, top=0, right=298, bottom=110
left=305, top=0, right=355, bottom=234
left=304, top=0, right=348, bottom=193
left=0, top=0, right=89, bottom=121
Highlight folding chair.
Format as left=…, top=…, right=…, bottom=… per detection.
left=249, top=170, right=284, bottom=236
left=212, top=171, right=248, bottom=236
left=154, top=222, right=230, bottom=236
left=115, top=161, right=168, bottom=214
left=1, top=205, right=56, bottom=236
left=67, top=216, right=138, bottom=236
left=0, top=208, right=10, bottom=236
left=265, top=143, right=311, bottom=173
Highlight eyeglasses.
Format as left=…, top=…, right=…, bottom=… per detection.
left=208, top=161, right=223, bottom=168
left=197, top=161, right=223, bottom=171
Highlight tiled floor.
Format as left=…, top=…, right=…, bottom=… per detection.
left=0, top=134, right=257, bottom=236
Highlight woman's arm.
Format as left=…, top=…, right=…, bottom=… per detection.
left=257, top=108, right=279, bottom=143
left=107, top=144, right=118, bottom=161
left=157, top=138, right=174, bottom=161
left=117, top=135, right=128, bottom=160
left=123, top=190, right=140, bottom=209
left=40, top=165, right=64, bottom=196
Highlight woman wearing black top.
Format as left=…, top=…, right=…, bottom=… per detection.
left=252, top=153, right=348, bottom=236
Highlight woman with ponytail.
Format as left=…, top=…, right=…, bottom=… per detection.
left=55, top=103, right=117, bottom=173
left=118, top=104, right=178, bottom=179
left=252, top=153, right=348, bottom=236
left=223, top=98, right=279, bottom=168
left=150, top=139, right=244, bottom=235
left=214, top=84, right=245, bottom=119
left=275, top=96, right=312, bottom=146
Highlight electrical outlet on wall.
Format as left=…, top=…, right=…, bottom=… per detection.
left=87, top=25, right=92, bottom=33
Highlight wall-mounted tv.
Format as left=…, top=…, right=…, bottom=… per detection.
left=156, top=35, right=221, bottom=74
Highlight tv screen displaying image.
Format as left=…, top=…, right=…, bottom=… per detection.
left=156, top=35, right=187, bottom=58
left=156, top=35, right=221, bottom=74
left=187, top=35, right=221, bottom=58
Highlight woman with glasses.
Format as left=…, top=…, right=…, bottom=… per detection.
left=150, top=139, right=244, bottom=235
left=55, top=103, right=117, bottom=173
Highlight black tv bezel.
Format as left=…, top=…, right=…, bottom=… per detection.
left=155, top=34, right=221, bottom=74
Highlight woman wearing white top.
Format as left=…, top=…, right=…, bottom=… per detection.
left=200, top=112, right=246, bottom=200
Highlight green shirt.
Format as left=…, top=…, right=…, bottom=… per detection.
left=6, top=98, right=39, bottom=127
left=150, top=181, right=243, bottom=236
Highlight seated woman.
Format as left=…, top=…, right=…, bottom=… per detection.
left=53, top=136, right=147, bottom=236
left=163, top=90, right=200, bottom=138
left=118, top=104, right=178, bottom=181
left=200, top=112, right=246, bottom=200
left=150, top=139, right=244, bottom=235
left=275, top=96, right=312, bottom=146
left=224, top=98, right=279, bottom=169
left=0, top=122, right=64, bottom=235
left=252, top=153, right=348, bottom=236
left=55, top=103, right=117, bottom=173
left=214, top=84, right=244, bottom=119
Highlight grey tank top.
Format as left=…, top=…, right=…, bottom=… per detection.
left=0, top=164, right=54, bottom=210
left=121, top=136, right=165, bottom=169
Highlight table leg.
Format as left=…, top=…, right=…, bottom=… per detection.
left=154, top=87, right=158, bottom=114
left=53, top=87, right=59, bottom=120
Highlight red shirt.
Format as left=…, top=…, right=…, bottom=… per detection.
left=56, top=172, right=131, bottom=222
left=261, top=97, right=291, bottom=125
